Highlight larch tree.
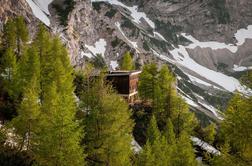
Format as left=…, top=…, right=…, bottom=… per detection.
left=217, top=94, right=252, bottom=165
left=203, top=123, right=216, bottom=144
left=170, top=96, right=197, bottom=138
left=34, top=35, right=85, bottom=166
left=18, top=46, right=40, bottom=94
left=163, top=118, right=176, bottom=145
left=81, top=76, right=134, bottom=166
left=138, top=116, right=171, bottom=166
left=138, top=63, right=162, bottom=112
left=1, top=48, right=18, bottom=97
left=147, top=116, right=161, bottom=144
left=2, top=19, right=17, bottom=50
left=15, top=17, right=29, bottom=56
left=170, top=132, right=197, bottom=166
left=35, top=83, right=85, bottom=166
left=11, top=75, right=40, bottom=151
left=120, top=51, right=135, bottom=70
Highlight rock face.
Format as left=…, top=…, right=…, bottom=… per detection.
left=121, top=0, right=252, bottom=43
left=0, top=0, right=39, bottom=32
left=1, top=0, right=252, bottom=122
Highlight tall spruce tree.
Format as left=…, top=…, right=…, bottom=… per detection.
left=138, top=63, right=162, bottom=114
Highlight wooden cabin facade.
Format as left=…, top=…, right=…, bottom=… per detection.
left=106, top=70, right=142, bottom=103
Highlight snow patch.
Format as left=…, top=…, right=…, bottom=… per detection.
left=235, top=25, right=252, bottom=45
left=131, top=139, right=142, bottom=153
left=191, top=136, right=220, bottom=156
left=110, top=60, right=119, bottom=70
left=187, top=74, right=223, bottom=91
left=32, top=0, right=53, bottom=15
left=233, top=65, right=252, bottom=72
left=91, top=0, right=155, bottom=28
left=170, top=45, right=248, bottom=93
left=26, top=0, right=52, bottom=26
left=181, top=95, right=198, bottom=107
left=83, top=39, right=107, bottom=58
left=154, top=32, right=168, bottom=42
left=182, top=25, right=252, bottom=53
left=182, top=33, right=238, bottom=53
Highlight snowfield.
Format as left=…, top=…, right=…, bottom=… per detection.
left=26, top=0, right=53, bottom=26
left=233, top=65, right=252, bottom=72
left=181, top=33, right=238, bottom=53
left=170, top=45, right=246, bottom=92
left=32, top=0, right=53, bottom=15
left=235, top=25, right=252, bottom=45
left=82, top=39, right=107, bottom=58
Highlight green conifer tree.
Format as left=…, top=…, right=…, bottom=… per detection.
left=203, top=123, right=216, bottom=144
left=120, top=51, right=135, bottom=70
left=138, top=116, right=171, bottom=166
left=171, top=132, right=197, bottom=166
left=35, top=83, right=85, bottom=166
left=1, top=48, right=18, bottom=97
left=2, top=19, right=17, bottom=49
left=11, top=76, right=40, bottom=151
left=81, top=77, right=134, bottom=165
left=15, top=17, right=29, bottom=56
left=18, top=46, right=40, bottom=93
left=164, top=118, right=176, bottom=145
left=136, top=141, right=155, bottom=166
left=170, top=96, right=197, bottom=138
left=147, top=116, right=161, bottom=144
left=219, top=94, right=252, bottom=165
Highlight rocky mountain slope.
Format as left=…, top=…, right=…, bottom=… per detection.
left=1, top=0, right=252, bottom=123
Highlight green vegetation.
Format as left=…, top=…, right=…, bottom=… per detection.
left=92, top=2, right=102, bottom=12
left=53, top=0, right=76, bottom=26
left=111, top=37, right=123, bottom=48
left=240, top=70, right=252, bottom=89
left=105, top=8, right=117, bottom=18
left=79, top=73, right=134, bottom=165
left=138, top=63, right=197, bottom=143
left=1, top=16, right=252, bottom=166
left=120, top=51, right=135, bottom=70
left=0, top=18, right=85, bottom=165
left=210, top=93, right=252, bottom=166
left=154, top=20, right=182, bottom=45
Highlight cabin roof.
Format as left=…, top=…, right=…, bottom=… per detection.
left=107, top=70, right=142, bottom=76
